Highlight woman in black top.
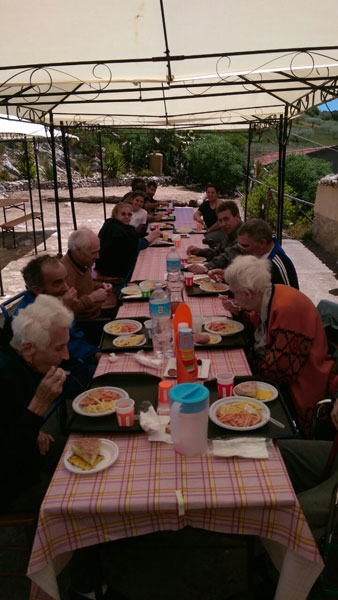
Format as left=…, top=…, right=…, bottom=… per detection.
left=96, top=202, right=160, bottom=279
left=193, top=184, right=225, bottom=244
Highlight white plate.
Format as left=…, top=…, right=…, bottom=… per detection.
left=199, top=282, right=229, bottom=294
left=121, top=285, right=140, bottom=296
left=72, top=386, right=129, bottom=417
left=64, top=439, right=119, bottom=474
left=113, top=334, right=147, bottom=348
left=187, top=256, right=207, bottom=264
left=195, top=333, right=222, bottom=346
left=193, top=274, right=211, bottom=284
left=233, top=381, right=278, bottom=403
left=204, top=319, right=244, bottom=336
left=140, top=280, right=166, bottom=289
left=209, top=397, right=270, bottom=431
left=150, top=240, right=174, bottom=246
left=164, top=357, right=211, bottom=379
left=103, top=319, right=142, bottom=336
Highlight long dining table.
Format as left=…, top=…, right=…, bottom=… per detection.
left=28, top=207, right=323, bottom=600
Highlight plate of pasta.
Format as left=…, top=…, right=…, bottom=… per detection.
left=103, top=319, right=142, bottom=335
left=72, top=387, right=129, bottom=417
left=204, top=319, right=244, bottom=336
left=209, top=397, right=270, bottom=431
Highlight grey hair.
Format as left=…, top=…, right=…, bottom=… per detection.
left=68, top=227, right=98, bottom=251
left=11, top=294, right=73, bottom=352
left=237, top=218, right=273, bottom=243
left=224, top=255, right=271, bottom=293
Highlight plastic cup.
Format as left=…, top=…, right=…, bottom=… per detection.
left=115, top=398, right=135, bottom=427
left=153, top=223, right=160, bottom=230
left=184, top=272, right=194, bottom=287
left=173, top=234, right=181, bottom=248
left=157, top=380, right=174, bottom=414
left=196, top=222, right=203, bottom=231
left=140, top=283, right=152, bottom=298
left=162, top=232, right=169, bottom=241
left=192, top=315, right=203, bottom=333
left=216, top=372, right=234, bottom=398
left=144, top=319, right=152, bottom=339
left=181, top=253, right=188, bottom=267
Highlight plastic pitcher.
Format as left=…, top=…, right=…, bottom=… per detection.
left=169, top=383, right=209, bottom=456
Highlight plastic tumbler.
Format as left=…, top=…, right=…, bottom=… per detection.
left=184, top=272, right=194, bottom=287
left=140, top=282, right=152, bottom=298
left=115, top=398, right=135, bottom=427
left=192, top=315, right=203, bottom=333
left=162, top=232, right=169, bottom=241
left=173, top=234, right=181, bottom=248
left=144, top=319, right=152, bottom=339
left=157, top=380, right=174, bottom=415
left=181, top=253, right=188, bottom=267
left=196, top=222, right=203, bottom=231
left=216, top=372, right=234, bottom=398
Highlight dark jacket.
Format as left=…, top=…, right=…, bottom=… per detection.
left=200, top=221, right=243, bottom=269
left=96, top=218, right=149, bottom=279
left=268, top=239, right=299, bottom=289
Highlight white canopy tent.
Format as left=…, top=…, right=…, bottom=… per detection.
left=0, top=0, right=338, bottom=129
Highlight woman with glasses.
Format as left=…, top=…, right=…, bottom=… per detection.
left=95, top=202, right=161, bottom=279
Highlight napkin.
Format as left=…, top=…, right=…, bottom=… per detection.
left=131, top=350, right=163, bottom=370
left=139, top=404, right=172, bottom=444
left=212, top=437, right=270, bottom=459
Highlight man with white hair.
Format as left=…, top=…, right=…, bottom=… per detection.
left=61, top=228, right=113, bottom=320
left=0, top=295, right=72, bottom=511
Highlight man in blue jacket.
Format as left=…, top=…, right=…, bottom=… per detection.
left=16, top=255, right=101, bottom=395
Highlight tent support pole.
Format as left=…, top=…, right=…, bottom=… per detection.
left=49, top=112, right=62, bottom=255
left=33, top=137, right=46, bottom=250
left=276, top=106, right=288, bottom=245
left=60, top=122, right=77, bottom=230
left=23, top=136, right=38, bottom=254
left=244, top=123, right=253, bottom=221
left=98, top=131, right=107, bottom=220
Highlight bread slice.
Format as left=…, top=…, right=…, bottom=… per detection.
left=68, top=454, right=104, bottom=471
left=235, top=381, right=257, bottom=398
left=71, top=438, right=102, bottom=467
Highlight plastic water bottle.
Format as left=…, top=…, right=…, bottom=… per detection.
left=166, top=247, right=181, bottom=274
left=167, top=271, right=183, bottom=316
left=149, top=284, right=174, bottom=359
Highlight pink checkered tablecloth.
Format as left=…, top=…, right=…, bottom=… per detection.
left=28, top=206, right=323, bottom=600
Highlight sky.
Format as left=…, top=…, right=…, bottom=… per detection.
left=318, top=99, right=338, bottom=111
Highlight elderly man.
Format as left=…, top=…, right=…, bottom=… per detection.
left=0, top=295, right=72, bottom=511
left=210, top=218, right=299, bottom=289
left=61, top=227, right=113, bottom=320
left=187, top=200, right=242, bottom=274
left=16, top=255, right=101, bottom=395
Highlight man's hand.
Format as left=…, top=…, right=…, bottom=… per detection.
left=208, top=268, right=224, bottom=282
left=101, top=283, right=112, bottom=293
left=147, top=229, right=161, bottom=244
left=29, top=366, right=67, bottom=416
left=90, top=288, right=109, bottom=303
left=186, top=245, right=201, bottom=256
left=154, top=214, right=162, bottom=222
left=188, top=263, right=207, bottom=274
left=331, top=400, right=338, bottom=430
left=61, top=287, right=78, bottom=310
left=37, top=431, right=54, bottom=456
left=220, top=296, right=240, bottom=316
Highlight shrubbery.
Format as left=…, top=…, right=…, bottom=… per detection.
left=104, top=142, right=126, bottom=178
left=282, top=154, right=332, bottom=204
left=182, top=135, right=245, bottom=195
left=245, top=173, right=296, bottom=230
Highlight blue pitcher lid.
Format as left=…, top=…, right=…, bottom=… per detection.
left=169, top=383, right=209, bottom=413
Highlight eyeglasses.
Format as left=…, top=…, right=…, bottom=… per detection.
left=120, top=212, right=132, bottom=217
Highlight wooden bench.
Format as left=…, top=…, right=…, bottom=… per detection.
left=0, top=212, right=41, bottom=248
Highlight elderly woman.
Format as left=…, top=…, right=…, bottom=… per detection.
left=95, top=202, right=161, bottom=280
left=0, top=294, right=72, bottom=512
left=224, top=255, right=338, bottom=428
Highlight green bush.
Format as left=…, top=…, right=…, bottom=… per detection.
left=43, top=163, right=55, bottom=181
left=15, top=143, right=36, bottom=180
left=182, top=135, right=245, bottom=195
left=282, top=154, right=332, bottom=204
left=104, top=142, right=126, bottom=178
left=245, top=173, right=296, bottom=230
left=74, top=161, right=94, bottom=178
left=0, top=170, right=11, bottom=181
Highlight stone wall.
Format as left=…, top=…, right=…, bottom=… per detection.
left=313, top=174, right=338, bottom=256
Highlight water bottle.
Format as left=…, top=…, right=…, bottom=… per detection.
left=167, top=271, right=183, bottom=316
left=166, top=247, right=181, bottom=274
left=149, top=284, right=174, bottom=359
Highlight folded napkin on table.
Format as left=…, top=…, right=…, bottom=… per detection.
left=139, top=403, right=172, bottom=444
left=212, top=437, right=271, bottom=459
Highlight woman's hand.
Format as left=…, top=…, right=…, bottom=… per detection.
left=37, top=431, right=54, bottom=456
left=208, top=268, right=224, bottom=282
left=28, top=366, right=67, bottom=416
left=146, top=229, right=161, bottom=244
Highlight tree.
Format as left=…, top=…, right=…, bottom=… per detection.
left=245, top=173, right=296, bottom=230
left=182, top=135, right=245, bottom=194
left=283, top=154, right=332, bottom=204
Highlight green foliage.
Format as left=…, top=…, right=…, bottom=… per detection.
left=245, top=173, right=296, bottom=229
left=15, top=143, right=36, bottom=180
left=182, top=135, right=245, bottom=194
left=71, top=130, right=99, bottom=157
left=104, top=142, right=126, bottom=178
left=278, top=154, right=331, bottom=204
left=0, top=170, right=11, bottom=181
left=137, top=168, right=153, bottom=177
left=43, top=163, right=55, bottom=181
left=286, top=215, right=313, bottom=240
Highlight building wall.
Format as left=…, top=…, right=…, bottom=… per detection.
left=313, top=182, right=338, bottom=255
